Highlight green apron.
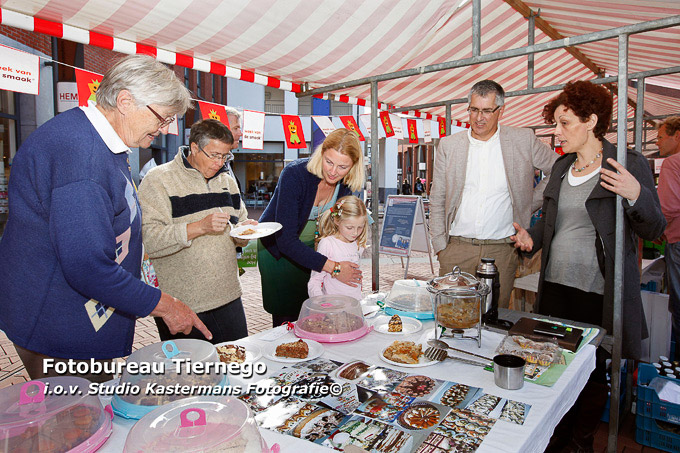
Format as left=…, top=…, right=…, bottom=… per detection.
left=257, top=220, right=317, bottom=316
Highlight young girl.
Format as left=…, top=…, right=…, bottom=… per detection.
left=308, top=195, right=368, bottom=300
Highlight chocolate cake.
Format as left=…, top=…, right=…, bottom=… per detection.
left=339, top=361, right=371, bottom=380
left=216, top=344, right=246, bottom=363
left=388, top=315, right=403, bottom=332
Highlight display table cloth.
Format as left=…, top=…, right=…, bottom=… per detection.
left=98, top=318, right=597, bottom=453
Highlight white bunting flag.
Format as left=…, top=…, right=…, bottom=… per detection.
left=389, top=114, right=404, bottom=140
left=167, top=115, right=179, bottom=136
left=242, top=109, right=265, bottom=150
left=312, top=116, right=336, bottom=136
left=0, top=45, right=40, bottom=95
left=423, top=120, right=432, bottom=143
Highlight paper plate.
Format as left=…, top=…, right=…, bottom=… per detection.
left=230, top=222, right=282, bottom=239
left=263, top=339, right=324, bottom=363
left=214, top=341, right=262, bottom=363
left=379, top=344, right=438, bottom=368
left=372, top=316, right=422, bottom=335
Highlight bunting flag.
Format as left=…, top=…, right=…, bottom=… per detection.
left=312, top=116, right=336, bottom=136
left=407, top=119, right=418, bottom=144
left=167, top=115, right=179, bottom=136
left=438, top=117, right=447, bottom=137
left=242, top=109, right=265, bottom=150
left=423, top=120, right=432, bottom=143
left=281, top=115, right=306, bottom=149
left=389, top=114, right=404, bottom=140
left=198, top=100, right=230, bottom=127
left=75, top=68, right=103, bottom=106
left=358, top=114, right=376, bottom=139
left=339, top=116, right=365, bottom=141
left=380, top=111, right=395, bottom=138
left=554, top=145, right=564, bottom=156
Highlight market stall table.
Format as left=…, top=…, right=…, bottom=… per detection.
left=98, top=311, right=602, bottom=453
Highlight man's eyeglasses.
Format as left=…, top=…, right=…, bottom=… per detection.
left=467, top=105, right=501, bottom=117
left=199, top=145, right=234, bottom=163
left=146, top=105, right=176, bottom=129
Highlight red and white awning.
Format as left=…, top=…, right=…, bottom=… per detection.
left=0, top=0, right=678, bottom=129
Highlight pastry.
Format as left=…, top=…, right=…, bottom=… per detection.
left=275, top=339, right=309, bottom=358
left=241, top=228, right=257, bottom=235
left=383, top=340, right=422, bottom=364
left=395, top=375, right=435, bottom=397
left=216, top=344, right=247, bottom=363
left=388, top=314, right=403, bottom=332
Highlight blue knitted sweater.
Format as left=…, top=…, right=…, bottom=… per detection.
left=0, top=108, right=161, bottom=359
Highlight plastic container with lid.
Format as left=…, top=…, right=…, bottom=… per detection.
left=0, top=377, right=113, bottom=452
left=111, top=339, right=228, bottom=420
left=124, top=396, right=279, bottom=453
left=384, top=279, right=434, bottom=319
left=295, top=295, right=371, bottom=342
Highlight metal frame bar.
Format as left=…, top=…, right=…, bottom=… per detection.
left=370, top=81, right=380, bottom=291
left=298, top=15, right=680, bottom=97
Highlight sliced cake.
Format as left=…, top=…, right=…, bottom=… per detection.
left=275, top=339, right=309, bottom=359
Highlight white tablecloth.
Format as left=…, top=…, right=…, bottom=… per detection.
left=99, top=320, right=597, bottom=453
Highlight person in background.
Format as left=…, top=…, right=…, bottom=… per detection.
left=512, top=80, right=666, bottom=452
left=429, top=79, right=557, bottom=308
left=0, top=55, right=210, bottom=382
left=224, top=106, right=243, bottom=193
left=414, top=177, right=424, bottom=196
left=139, top=119, right=256, bottom=344
left=656, top=116, right=680, bottom=358
left=258, top=129, right=364, bottom=327
left=401, top=179, right=412, bottom=195
left=308, top=196, right=368, bottom=301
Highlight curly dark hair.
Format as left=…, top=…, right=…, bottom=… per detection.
left=542, top=81, right=613, bottom=139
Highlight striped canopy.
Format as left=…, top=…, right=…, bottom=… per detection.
left=2, top=0, right=678, bottom=137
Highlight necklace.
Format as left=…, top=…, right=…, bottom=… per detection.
left=572, top=152, right=602, bottom=173
left=314, top=184, right=336, bottom=241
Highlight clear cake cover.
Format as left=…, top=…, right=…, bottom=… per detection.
left=385, top=279, right=432, bottom=313
left=0, top=376, right=113, bottom=452
left=111, top=339, right=228, bottom=420
left=123, top=396, right=278, bottom=453
left=295, top=295, right=371, bottom=342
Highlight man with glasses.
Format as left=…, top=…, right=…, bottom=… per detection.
left=138, top=119, right=256, bottom=344
left=429, top=80, right=557, bottom=309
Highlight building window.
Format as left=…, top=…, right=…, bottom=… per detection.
left=234, top=152, right=284, bottom=208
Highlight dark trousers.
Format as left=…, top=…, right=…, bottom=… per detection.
left=541, top=281, right=608, bottom=452
left=155, top=297, right=249, bottom=345
left=14, top=344, right=114, bottom=383
left=272, top=313, right=300, bottom=329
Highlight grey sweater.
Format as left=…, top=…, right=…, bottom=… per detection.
left=138, top=148, right=249, bottom=313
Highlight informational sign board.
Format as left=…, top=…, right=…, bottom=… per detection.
left=0, top=45, right=40, bottom=95
left=379, top=195, right=434, bottom=277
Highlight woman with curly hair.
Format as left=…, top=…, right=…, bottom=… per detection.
left=512, top=80, right=665, bottom=452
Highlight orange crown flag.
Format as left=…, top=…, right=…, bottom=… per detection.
left=407, top=119, right=418, bottom=144
left=198, top=101, right=230, bottom=128
left=75, top=68, right=103, bottom=106
left=379, top=111, right=395, bottom=137
left=339, top=116, right=365, bottom=141
left=438, top=117, right=447, bottom=137
left=281, top=115, right=306, bottom=149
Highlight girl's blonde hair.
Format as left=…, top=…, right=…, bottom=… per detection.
left=317, top=195, right=368, bottom=248
left=306, top=128, right=365, bottom=192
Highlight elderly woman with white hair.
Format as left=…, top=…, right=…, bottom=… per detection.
left=0, top=54, right=210, bottom=382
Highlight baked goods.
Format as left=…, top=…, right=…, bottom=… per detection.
left=276, top=339, right=309, bottom=358
left=394, top=375, right=435, bottom=397
left=298, top=312, right=364, bottom=335
left=399, top=403, right=440, bottom=429
left=339, top=361, right=371, bottom=380
left=388, top=315, right=403, bottom=332
left=383, top=341, right=422, bottom=364
left=241, top=228, right=257, bottom=235
left=216, top=344, right=246, bottom=363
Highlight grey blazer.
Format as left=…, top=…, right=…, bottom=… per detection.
left=429, top=125, right=558, bottom=254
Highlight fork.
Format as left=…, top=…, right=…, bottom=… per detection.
left=424, top=347, right=490, bottom=368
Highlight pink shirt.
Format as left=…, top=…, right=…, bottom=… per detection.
left=308, top=236, right=364, bottom=300
left=658, top=153, right=680, bottom=243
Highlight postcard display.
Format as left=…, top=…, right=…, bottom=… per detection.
left=238, top=357, right=531, bottom=452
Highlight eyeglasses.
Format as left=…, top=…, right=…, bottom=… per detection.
left=199, top=145, right=234, bottom=163
left=467, top=105, right=501, bottom=117
left=146, top=105, right=176, bottom=129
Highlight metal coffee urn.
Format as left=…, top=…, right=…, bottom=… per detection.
left=476, top=258, right=514, bottom=328
left=476, top=258, right=501, bottom=325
